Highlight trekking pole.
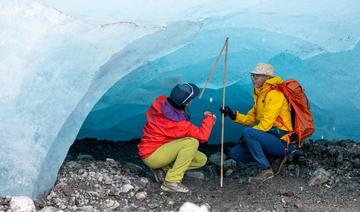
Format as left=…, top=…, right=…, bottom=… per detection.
left=199, top=38, right=228, bottom=99
left=220, top=37, right=228, bottom=187
left=197, top=37, right=228, bottom=187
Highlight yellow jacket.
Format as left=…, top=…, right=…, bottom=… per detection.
left=234, top=76, right=293, bottom=134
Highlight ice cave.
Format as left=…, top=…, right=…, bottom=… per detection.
left=0, top=0, right=359, bottom=199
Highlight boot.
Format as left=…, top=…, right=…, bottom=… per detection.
left=248, top=168, right=274, bottom=183
left=271, top=157, right=287, bottom=175
left=152, top=169, right=165, bottom=183
left=161, top=181, right=189, bottom=193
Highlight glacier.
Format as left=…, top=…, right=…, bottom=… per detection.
left=1, top=0, right=360, bottom=199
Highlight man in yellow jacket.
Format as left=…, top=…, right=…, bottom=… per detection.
left=220, top=63, right=294, bottom=183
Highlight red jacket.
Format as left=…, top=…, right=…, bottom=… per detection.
left=138, top=95, right=215, bottom=159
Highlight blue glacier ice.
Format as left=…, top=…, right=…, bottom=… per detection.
left=1, top=0, right=359, bottom=199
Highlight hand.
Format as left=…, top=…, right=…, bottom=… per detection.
left=204, top=110, right=216, bottom=121
left=204, top=110, right=213, bottom=116
left=219, top=106, right=236, bottom=120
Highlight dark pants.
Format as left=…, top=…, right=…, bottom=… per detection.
left=230, top=127, right=293, bottom=170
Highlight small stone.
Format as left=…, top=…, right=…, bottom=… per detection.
left=106, top=158, right=116, bottom=163
left=352, top=158, right=360, bottom=168
left=103, top=199, right=120, bottom=209
left=139, top=177, right=149, bottom=187
left=77, top=206, right=94, bottom=212
left=77, top=154, right=94, bottom=160
left=225, top=169, right=234, bottom=177
left=39, top=206, right=63, bottom=212
left=104, top=178, right=113, bottom=185
left=340, top=160, right=353, bottom=171
left=110, top=187, right=121, bottom=196
left=10, top=196, right=36, bottom=212
left=135, top=192, right=147, bottom=201
left=179, top=202, right=209, bottom=212
left=120, top=184, right=134, bottom=193
left=88, top=171, right=96, bottom=178
left=336, top=152, right=344, bottom=164
left=309, top=168, right=331, bottom=186
left=186, top=171, right=205, bottom=180
left=129, top=191, right=135, bottom=197
left=124, top=162, right=144, bottom=174
left=78, top=169, right=86, bottom=175
left=204, top=164, right=218, bottom=178
left=281, top=191, right=295, bottom=197
left=223, top=159, right=237, bottom=169
left=148, top=202, right=159, bottom=209
left=209, top=152, right=223, bottom=166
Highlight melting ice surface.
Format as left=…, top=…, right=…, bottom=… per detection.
left=1, top=0, right=360, bottom=198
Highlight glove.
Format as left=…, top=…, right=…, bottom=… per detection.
left=219, top=106, right=236, bottom=120
left=204, top=110, right=216, bottom=121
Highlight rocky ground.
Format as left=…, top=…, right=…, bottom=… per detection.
left=1, top=139, right=359, bottom=212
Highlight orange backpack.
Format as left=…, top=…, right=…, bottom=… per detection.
left=271, top=79, right=315, bottom=149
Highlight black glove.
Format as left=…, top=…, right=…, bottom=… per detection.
left=219, top=106, right=236, bottom=120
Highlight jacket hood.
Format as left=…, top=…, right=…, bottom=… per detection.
left=150, top=95, right=188, bottom=122
left=255, top=76, right=283, bottom=94
left=264, top=76, right=283, bottom=86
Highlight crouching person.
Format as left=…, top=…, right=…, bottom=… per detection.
left=220, top=63, right=295, bottom=183
left=138, top=83, right=216, bottom=193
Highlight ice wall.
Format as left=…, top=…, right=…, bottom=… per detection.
left=0, top=0, right=202, bottom=198
left=1, top=0, right=360, bottom=199
left=79, top=2, right=360, bottom=142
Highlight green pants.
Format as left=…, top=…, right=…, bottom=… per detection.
left=143, top=137, right=207, bottom=183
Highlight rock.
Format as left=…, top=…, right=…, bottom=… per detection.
left=77, top=154, right=94, bottom=160
left=204, top=164, right=218, bottom=178
left=103, top=199, right=120, bottom=209
left=209, top=152, right=223, bottom=166
left=281, top=191, right=295, bottom=197
left=139, top=177, right=149, bottom=187
left=78, top=168, right=86, bottom=175
left=10, top=196, right=36, bottom=212
left=106, top=158, right=116, bottom=163
left=223, top=159, right=237, bottom=169
left=225, top=169, right=234, bottom=177
left=340, top=160, right=353, bottom=171
left=110, top=187, right=121, bottom=196
left=120, top=184, right=134, bottom=193
left=124, top=162, right=145, bottom=174
left=336, top=152, right=344, bottom=164
left=309, top=168, right=331, bottom=186
left=348, top=145, right=360, bottom=157
left=352, top=158, right=360, bottom=168
left=179, top=202, right=209, bottom=212
left=77, top=206, right=94, bottom=212
left=88, top=171, right=96, bottom=178
left=148, top=202, right=159, bottom=209
left=135, top=192, right=147, bottom=201
left=104, top=176, right=113, bottom=185
left=186, top=171, right=205, bottom=180
left=39, top=206, right=63, bottom=212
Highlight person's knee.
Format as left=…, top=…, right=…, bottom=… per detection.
left=242, top=127, right=256, bottom=138
left=242, top=127, right=260, bottom=143
left=197, top=152, right=207, bottom=167
left=185, top=137, right=199, bottom=149
left=229, top=145, right=241, bottom=160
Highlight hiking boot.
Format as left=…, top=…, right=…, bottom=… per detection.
left=152, top=169, right=165, bottom=183
left=248, top=168, right=274, bottom=183
left=271, top=157, right=287, bottom=176
left=161, top=181, right=189, bottom=193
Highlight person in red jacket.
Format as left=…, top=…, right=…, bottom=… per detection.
left=138, top=83, right=216, bottom=193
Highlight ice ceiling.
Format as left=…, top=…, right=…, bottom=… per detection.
left=1, top=0, right=359, bottom=198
